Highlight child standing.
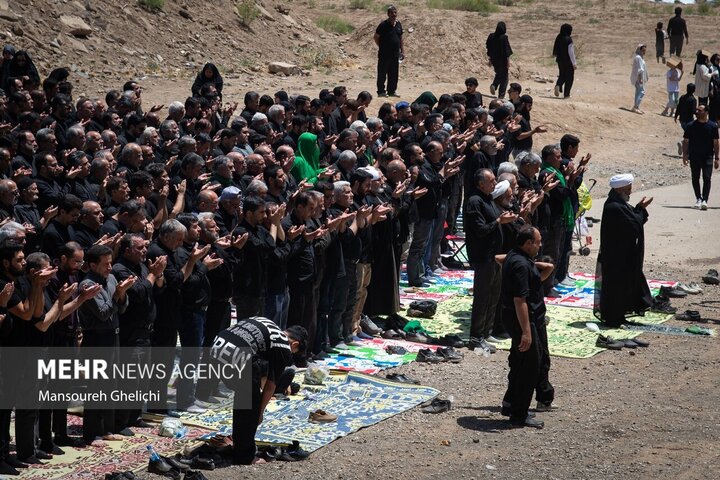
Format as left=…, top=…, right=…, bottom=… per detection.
left=663, top=58, right=683, bottom=116
left=655, top=22, right=666, bottom=64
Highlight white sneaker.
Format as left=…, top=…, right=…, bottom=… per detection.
left=558, top=276, right=576, bottom=287
left=184, top=404, right=207, bottom=414
left=694, top=199, right=702, bottom=209
left=701, top=200, right=708, bottom=210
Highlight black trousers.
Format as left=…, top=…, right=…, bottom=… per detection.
left=541, top=221, right=565, bottom=294
left=328, top=270, right=349, bottom=346
left=377, top=53, right=399, bottom=95
left=535, top=321, right=554, bottom=405
left=233, top=294, right=264, bottom=321
left=341, top=261, right=358, bottom=342
left=150, top=324, right=177, bottom=412
left=502, top=316, right=541, bottom=422
left=691, top=162, right=714, bottom=201
left=114, top=343, right=151, bottom=431
left=39, top=332, right=79, bottom=444
left=470, top=261, right=501, bottom=339
left=669, top=34, right=683, bottom=56
left=287, top=280, right=317, bottom=352
left=82, top=330, right=118, bottom=443
left=232, top=372, right=261, bottom=465
left=556, top=63, right=575, bottom=97
left=491, top=59, right=509, bottom=98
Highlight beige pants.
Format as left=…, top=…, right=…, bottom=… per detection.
left=351, top=263, right=372, bottom=335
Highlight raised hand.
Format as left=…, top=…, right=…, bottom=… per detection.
left=202, top=253, right=224, bottom=270
left=636, top=196, right=654, bottom=210
left=79, top=282, right=103, bottom=301
left=117, top=276, right=137, bottom=294
left=216, top=235, right=232, bottom=249
left=0, top=282, right=15, bottom=307
left=497, top=211, right=518, bottom=225
left=58, top=283, right=78, bottom=304
left=287, top=225, right=305, bottom=241
left=231, top=232, right=249, bottom=250
left=148, top=255, right=167, bottom=276
left=191, top=243, right=211, bottom=262
left=303, top=227, right=327, bottom=242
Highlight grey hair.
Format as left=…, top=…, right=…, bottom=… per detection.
left=502, top=101, right=515, bottom=114
left=121, top=143, right=141, bottom=160
left=267, top=104, right=284, bottom=120
left=349, top=120, right=366, bottom=131
left=251, top=112, right=267, bottom=123
left=516, top=151, right=542, bottom=168
left=497, top=161, right=518, bottom=176
left=338, top=150, right=357, bottom=164
left=178, top=135, right=196, bottom=150
left=168, top=101, right=185, bottom=116
left=196, top=212, right=215, bottom=223
left=158, top=219, right=187, bottom=238
left=333, top=180, right=350, bottom=196
left=138, top=127, right=158, bottom=145
left=365, top=117, right=383, bottom=131
left=213, top=156, right=232, bottom=171
left=159, top=119, right=177, bottom=134
left=479, top=135, right=497, bottom=149
left=36, top=128, right=55, bottom=144
left=0, top=221, right=26, bottom=236
left=308, top=190, right=324, bottom=201
left=67, top=125, right=85, bottom=140
left=246, top=180, right=268, bottom=195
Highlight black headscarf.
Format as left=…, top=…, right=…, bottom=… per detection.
left=192, top=62, right=223, bottom=98
left=6, top=50, right=40, bottom=89
left=553, top=24, right=573, bottom=57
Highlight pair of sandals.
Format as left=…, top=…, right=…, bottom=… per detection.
left=596, top=334, right=649, bottom=350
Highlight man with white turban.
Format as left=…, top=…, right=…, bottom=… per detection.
left=594, top=174, right=654, bottom=327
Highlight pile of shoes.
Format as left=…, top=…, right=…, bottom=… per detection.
left=702, top=269, right=719, bottom=285
left=257, top=441, right=311, bottom=462
left=407, top=300, right=438, bottom=319
left=596, top=334, right=649, bottom=350
left=650, top=293, right=677, bottom=314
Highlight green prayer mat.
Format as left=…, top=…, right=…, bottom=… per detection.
left=406, top=296, right=677, bottom=359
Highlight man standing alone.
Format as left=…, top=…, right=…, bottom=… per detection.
left=667, top=7, right=689, bottom=57
left=374, top=6, right=404, bottom=98
left=682, top=104, right=719, bottom=210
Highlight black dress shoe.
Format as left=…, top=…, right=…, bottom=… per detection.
left=117, top=427, right=135, bottom=437
left=147, top=457, right=173, bottom=474
left=54, top=435, right=86, bottom=447
left=132, top=419, right=154, bottom=428
left=18, top=455, right=46, bottom=465
left=39, top=443, right=65, bottom=455
left=510, top=416, right=544, bottom=429
left=0, top=460, right=19, bottom=476
left=163, top=455, right=189, bottom=472
left=5, top=456, right=28, bottom=468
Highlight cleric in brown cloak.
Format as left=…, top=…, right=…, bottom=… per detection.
left=594, top=174, right=654, bottom=327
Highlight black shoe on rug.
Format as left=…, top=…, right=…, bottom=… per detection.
left=163, top=455, right=190, bottom=472
left=18, top=455, right=46, bottom=465
left=132, top=419, right=154, bottom=428
left=651, top=299, right=677, bottom=314
left=659, top=285, right=687, bottom=298
left=439, top=334, right=465, bottom=348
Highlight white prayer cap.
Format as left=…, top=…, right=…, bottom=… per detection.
left=358, top=166, right=380, bottom=181
left=609, top=174, right=634, bottom=189
left=491, top=180, right=510, bottom=200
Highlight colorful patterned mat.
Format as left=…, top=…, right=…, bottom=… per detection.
left=13, top=415, right=211, bottom=480
left=545, top=272, right=678, bottom=309
left=254, top=372, right=438, bottom=452
left=404, top=295, right=677, bottom=359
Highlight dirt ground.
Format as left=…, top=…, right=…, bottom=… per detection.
left=6, top=0, right=718, bottom=478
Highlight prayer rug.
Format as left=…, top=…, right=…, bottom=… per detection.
left=14, top=416, right=211, bottom=479
left=545, top=272, right=678, bottom=309
left=252, top=371, right=438, bottom=453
